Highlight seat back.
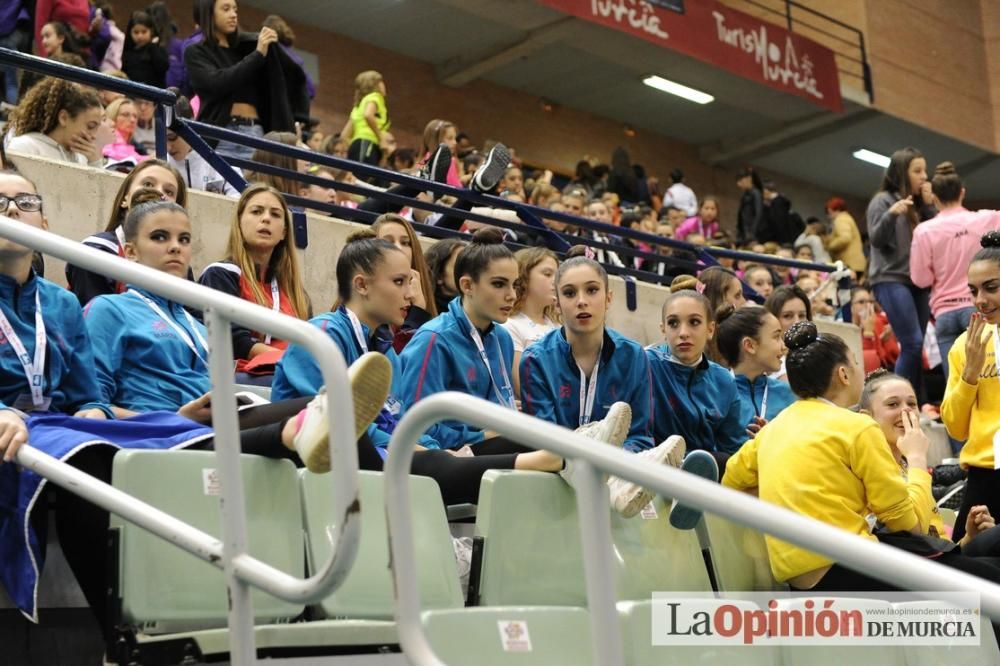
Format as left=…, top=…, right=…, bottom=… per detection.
left=777, top=597, right=904, bottom=666
left=300, top=470, right=463, bottom=619
left=893, top=600, right=1000, bottom=666
left=111, top=450, right=303, bottom=632
left=702, top=513, right=784, bottom=592
left=618, top=599, right=780, bottom=666
left=423, top=607, right=594, bottom=665
left=475, top=470, right=711, bottom=606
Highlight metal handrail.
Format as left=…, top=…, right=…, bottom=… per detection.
left=385, top=394, right=1000, bottom=666
left=0, top=216, right=361, bottom=666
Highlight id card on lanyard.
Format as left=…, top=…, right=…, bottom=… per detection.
left=129, top=290, right=209, bottom=366
left=263, top=278, right=279, bottom=345
left=0, top=292, right=50, bottom=411
left=344, top=307, right=368, bottom=353
left=469, top=325, right=514, bottom=409
left=577, top=353, right=601, bottom=426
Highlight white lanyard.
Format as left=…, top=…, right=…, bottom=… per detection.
left=344, top=307, right=368, bottom=354
left=129, top=289, right=209, bottom=366
left=0, top=291, right=46, bottom=408
left=577, top=351, right=601, bottom=426
left=263, top=277, right=279, bottom=345
left=759, top=381, right=769, bottom=419
left=469, top=324, right=514, bottom=408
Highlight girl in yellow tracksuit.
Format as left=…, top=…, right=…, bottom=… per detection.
left=723, top=321, right=932, bottom=591
left=942, top=231, right=1000, bottom=542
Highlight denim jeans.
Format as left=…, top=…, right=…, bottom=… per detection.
left=215, top=121, right=264, bottom=162
left=0, top=27, right=29, bottom=105
left=872, top=282, right=930, bottom=401
left=935, top=306, right=975, bottom=379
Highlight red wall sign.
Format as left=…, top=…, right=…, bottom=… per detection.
left=538, top=0, right=844, bottom=112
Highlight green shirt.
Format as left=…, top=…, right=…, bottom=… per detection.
left=350, top=91, right=389, bottom=143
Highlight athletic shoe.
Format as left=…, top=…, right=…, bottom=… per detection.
left=471, top=142, right=510, bottom=193
left=560, top=403, right=632, bottom=485
left=667, top=450, right=719, bottom=530
left=421, top=142, right=452, bottom=184
left=608, top=435, right=686, bottom=519
left=292, top=352, right=392, bottom=473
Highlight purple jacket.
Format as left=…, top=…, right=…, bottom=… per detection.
left=0, top=1, right=28, bottom=37
left=167, top=29, right=203, bottom=95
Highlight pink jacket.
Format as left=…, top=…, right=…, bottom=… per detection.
left=910, top=206, right=1000, bottom=316
left=675, top=215, right=719, bottom=240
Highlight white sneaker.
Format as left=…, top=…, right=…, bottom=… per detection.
left=293, top=352, right=392, bottom=473
left=608, top=435, right=686, bottom=518
left=561, top=403, right=632, bottom=485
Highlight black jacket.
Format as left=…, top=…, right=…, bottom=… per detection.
left=122, top=43, right=169, bottom=88
left=183, top=32, right=309, bottom=134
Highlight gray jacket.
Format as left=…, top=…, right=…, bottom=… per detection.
left=866, top=191, right=936, bottom=285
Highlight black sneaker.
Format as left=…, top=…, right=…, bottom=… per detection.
left=471, top=143, right=510, bottom=193
left=421, top=143, right=452, bottom=184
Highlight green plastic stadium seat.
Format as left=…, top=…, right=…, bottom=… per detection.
left=111, top=450, right=303, bottom=633
left=300, top=469, right=463, bottom=619
left=474, top=470, right=711, bottom=606
left=617, top=599, right=780, bottom=665
left=893, top=600, right=1000, bottom=665
left=702, top=513, right=784, bottom=592
left=423, top=607, right=594, bottom=665
left=777, top=597, right=904, bottom=666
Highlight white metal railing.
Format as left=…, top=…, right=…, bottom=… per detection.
left=0, top=216, right=359, bottom=666
left=385, top=393, right=1000, bottom=666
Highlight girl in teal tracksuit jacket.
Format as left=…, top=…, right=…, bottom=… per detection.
left=646, top=289, right=745, bottom=454
left=399, top=229, right=519, bottom=450
left=715, top=304, right=797, bottom=435
left=519, top=275, right=653, bottom=452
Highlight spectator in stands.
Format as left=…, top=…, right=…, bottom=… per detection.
left=743, top=264, right=773, bottom=299
left=131, top=98, right=158, bottom=155
left=96, top=68, right=126, bottom=105
left=37, top=18, right=87, bottom=59
left=500, top=166, right=525, bottom=199
left=759, top=180, right=803, bottom=245
left=735, top=167, right=764, bottom=245
left=166, top=92, right=239, bottom=196
left=911, top=161, right=1000, bottom=377
left=725, top=320, right=984, bottom=592
left=0, top=1, right=30, bottom=107
left=94, top=3, right=125, bottom=73
left=101, top=97, right=146, bottom=163
left=503, top=247, right=559, bottom=395
left=6, top=78, right=104, bottom=167
left=569, top=160, right=598, bottom=198
left=66, top=158, right=186, bottom=305
left=716, top=304, right=796, bottom=441
left=867, top=146, right=935, bottom=401
left=185, top=0, right=310, bottom=160
left=262, top=14, right=316, bottom=100
left=420, top=118, right=461, bottom=187
left=699, top=265, right=746, bottom=315
left=198, top=184, right=309, bottom=382
left=424, top=237, right=466, bottom=315
left=165, top=4, right=202, bottom=94
left=271, top=230, right=588, bottom=504
left=942, top=231, right=1000, bottom=541
left=320, top=133, right=348, bottom=159
left=398, top=229, right=522, bottom=450
left=120, top=10, right=168, bottom=88
left=15, top=51, right=85, bottom=101
left=674, top=196, right=719, bottom=241
left=824, top=196, right=865, bottom=276
left=661, top=168, right=697, bottom=217
left=340, top=70, right=389, bottom=171
left=646, top=286, right=744, bottom=469
left=372, top=213, right=438, bottom=350
left=764, top=285, right=811, bottom=335
left=520, top=248, right=710, bottom=520
left=146, top=2, right=177, bottom=72
left=606, top=146, right=640, bottom=204
left=793, top=216, right=832, bottom=265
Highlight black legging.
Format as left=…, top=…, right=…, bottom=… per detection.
left=953, top=467, right=1000, bottom=543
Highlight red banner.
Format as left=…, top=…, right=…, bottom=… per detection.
left=537, top=0, right=843, bottom=112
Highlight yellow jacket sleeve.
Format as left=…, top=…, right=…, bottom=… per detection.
left=722, top=432, right=760, bottom=491
left=905, top=467, right=935, bottom=534
left=941, top=331, right=976, bottom=441
left=848, top=424, right=922, bottom=533
left=825, top=213, right=851, bottom=252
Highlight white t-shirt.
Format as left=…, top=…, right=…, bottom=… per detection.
left=663, top=182, right=698, bottom=217
left=502, top=313, right=557, bottom=353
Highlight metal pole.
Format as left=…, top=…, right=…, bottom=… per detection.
left=571, top=461, right=624, bottom=666
left=154, top=104, right=168, bottom=161
left=205, top=307, right=256, bottom=666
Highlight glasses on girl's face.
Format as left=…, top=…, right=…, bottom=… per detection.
left=0, top=193, right=43, bottom=212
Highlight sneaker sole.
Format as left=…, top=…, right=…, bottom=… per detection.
left=301, top=352, right=392, bottom=474
left=613, top=433, right=678, bottom=518
left=668, top=451, right=719, bottom=530
left=428, top=144, right=451, bottom=184
left=474, top=143, right=510, bottom=192
left=597, top=402, right=632, bottom=449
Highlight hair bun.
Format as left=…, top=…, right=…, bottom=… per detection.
left=864, top=367, right=891, bottom=385
left=129, top=187, right=165, bottom=208
left=934, top=161, right=958, bottom=178
left=565, top=244, right=590, bottom=260
left=784, top=320, right=818, bottom=351
left=345, top=229, right=377, bottom=244
left=714, top=303, right=737, bottom=324
left=981, top=231, right=1000, bottom=249
left=670, top=274, right=698, bottom=293
left=471, top=227, right=505, bottom=246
